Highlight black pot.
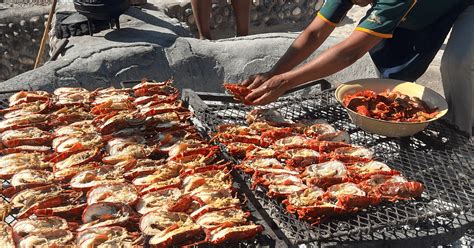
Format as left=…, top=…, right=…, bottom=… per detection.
left=73, top=0, right=130, bottom=21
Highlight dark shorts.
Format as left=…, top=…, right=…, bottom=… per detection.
left=369, top=3, right=469, bottom=81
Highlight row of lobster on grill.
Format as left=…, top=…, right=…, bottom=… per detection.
left=0, top=80, right=262, bottom=247
left=213, top=109, right=424, bottom=224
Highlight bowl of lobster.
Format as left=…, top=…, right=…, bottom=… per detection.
left=335, top=78, right=448, bottom=137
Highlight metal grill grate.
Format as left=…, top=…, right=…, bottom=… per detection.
left=184, top=87, right=474, bottom=246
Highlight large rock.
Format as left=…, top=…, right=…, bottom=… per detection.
left=2, top=5, right=378, bottom=94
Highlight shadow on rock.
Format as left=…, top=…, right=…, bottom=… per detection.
left=104, top=28, right=178, bottom=47
left=126, top=7, right=189, bottom=37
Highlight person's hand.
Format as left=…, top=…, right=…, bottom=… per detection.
left=241, top=71, right=274, bottom=90
left=244, top=74, right=291, bottom=105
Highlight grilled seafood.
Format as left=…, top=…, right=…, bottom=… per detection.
left=136, top=188, right=191, bottom=215
left=11, top=169, right=54, bottom=187
left=70, top=166, right=125, bottom=190
left=359, top=175, right=424, bottom=201
left=1, top=101, right=51, bottom=119
left=343, top=89, right=439, bottom=122
left=0, top=114, right=50, bottom=132
left=208, top=224, right=263, bottom=245
left=54, top=120, right=97, bottom=137
left=238, top=157, right=282, bottom=174
left=277, top=148, right=320, bottom=168
left=12, top=216, right=68, bottom=241
left=0, top=127, right=52, bottom=148
left=284, top=186, right=325, bottom=212
left=49, top=106, right=93, bottom=125
left=103, top=142, right=151, bottom=164
left=52, top=133, right=103, bottom=153
left=96, top=111, right=146, bottom=135
left=271, top=135, right=308, bottom=150
left=246, top=109, right=293, bottom=126
left=91, top=98, right=135, bottom=115
left=3, top=169, right=55, bottom=197
left=133, top=79, right=178, bottom=97
left=10, top=185, right=81, bottom=218
left=195, top=208, right=249, bottom=230
left=132, top=162, right=181, bottom=187
left=0, top=221, right=15, bottom=248
left=301, top=161, right=348, bottom=188
left=54, top=88, right=91, bottom=107
left=76, top=226, right=137, bottom=248
left=54, top=87, right=89, bottom=96
left=87, top=183, right=139, bottom=206
left=348, top=161, right=399, bottom=180
left=145, top=211, right=204, bottom=247
left=139, top=177, right=182, bottom=195
left=51, top=148, right=102, bottom=171
left=304, top=123, right=337, bottom=138
left=267, top=183, right=307, bottom=198
left=223, top=83, right=253, bottom=105
left=18, top=230, right=74, bottom=248
left=246, top=147, right=277, bottom=158
left=0, top=201, right=10, bottom=221
left=122, top=159, right=167, bottom=180
left=134, top=92, right=179, bottom=105
left=254, top=173, right=303, bottom=188
left=54, top=162, right=100, bottom=181
left=331, top=146, right=373, bottom=164
left=78, top=202, right=139, bottom=232
left=315, top=130, right=351, bottom=143
left=0, top=152, right=51, bottom=179
left=326, top=182, right=379, bottom=209
left=140, top=211, right=195, bottom=235
left=139, top=102, right=189, bottom=117
left=9, top=91, right=50, bottom=106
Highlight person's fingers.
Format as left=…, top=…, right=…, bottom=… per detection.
left=253, top=93, right=274, bottom=106
left=248, top=76, right=266, bottom=90
left=245, top=86, right=266, bottom=102
left=241, top=78, right=252, bottom=87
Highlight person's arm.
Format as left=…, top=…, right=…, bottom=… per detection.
left=271, top=17, right=336, bottom=76
left=286, top=30, right=382, bottom=87
left=245, top=30, right=382, bottom=105
left=242, top=17, right=336, bottom=89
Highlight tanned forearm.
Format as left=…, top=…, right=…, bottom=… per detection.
left=284, top=30, right=383, bottom=88
left=269, top=18, right=335, bottom=76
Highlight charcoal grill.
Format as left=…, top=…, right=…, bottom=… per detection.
left=180, top=79, right=474, bottom=247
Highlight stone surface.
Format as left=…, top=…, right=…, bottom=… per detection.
left=0, top=6, right=50, bottom=81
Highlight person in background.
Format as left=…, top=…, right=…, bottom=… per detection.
left=239, top=0, right=473, bottom=136
left=191, top=0, right=251, bottom=40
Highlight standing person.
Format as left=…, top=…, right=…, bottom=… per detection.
left=191, top=0, right=251, bottom=40
left=239, top=0, right=473, bottom=135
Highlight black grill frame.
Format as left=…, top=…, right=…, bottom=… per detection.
left=182, top=80, right=474, bottom=247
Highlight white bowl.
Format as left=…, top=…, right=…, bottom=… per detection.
left=335, top=78, right=448, bottom=137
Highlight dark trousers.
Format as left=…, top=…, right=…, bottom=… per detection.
left=369, top=3, right=468, bottom=81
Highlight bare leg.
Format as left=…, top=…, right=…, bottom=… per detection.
left=231, top=0, right=251, bottom=36
left=191, top=0, right=213, bottom=40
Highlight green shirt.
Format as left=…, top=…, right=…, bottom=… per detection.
left=318, top=0, right=466, bottom=38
